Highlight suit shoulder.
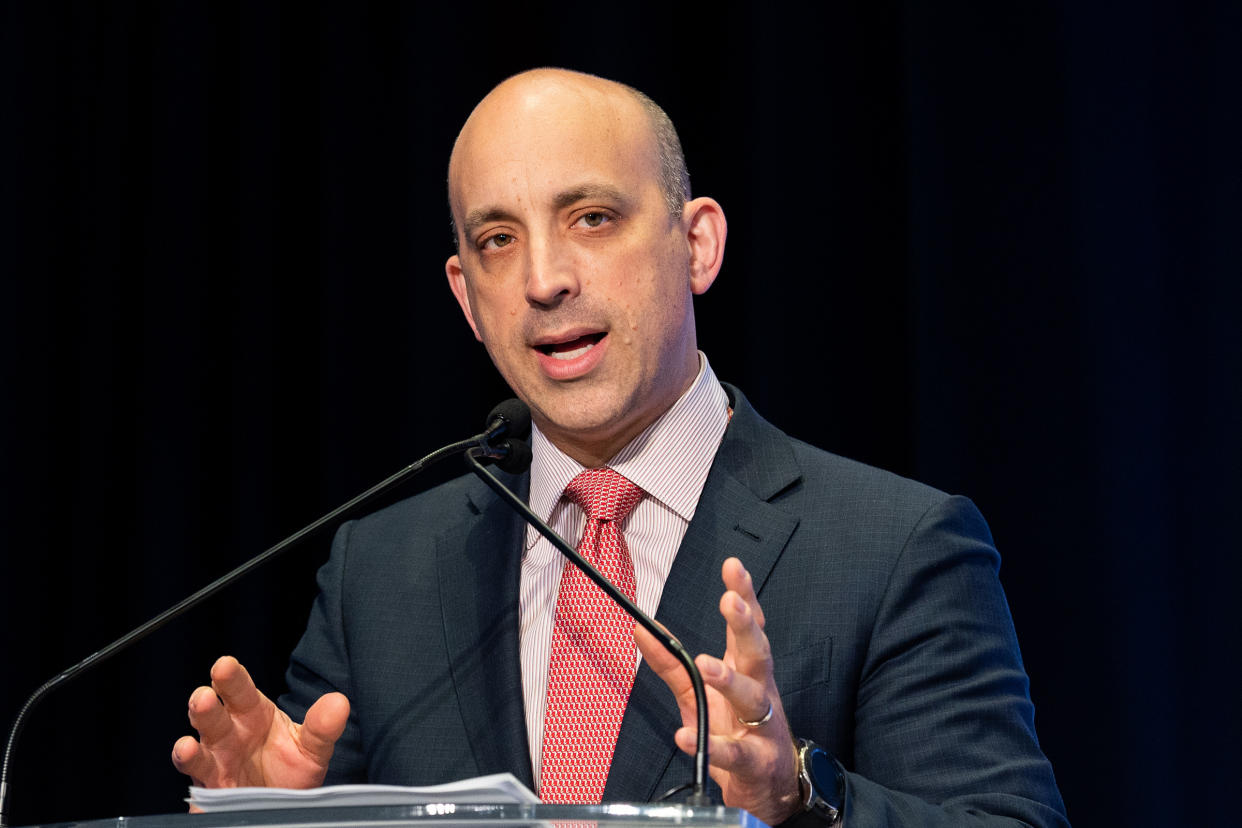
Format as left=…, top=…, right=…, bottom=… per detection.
left=788, top=436, right=947, bottom=510
left=778, top=434, right=996, bottom=558
left=721, top=383, right=952, bottom=520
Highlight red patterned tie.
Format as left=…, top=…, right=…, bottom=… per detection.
left=539, top=468, right=645, bottom=803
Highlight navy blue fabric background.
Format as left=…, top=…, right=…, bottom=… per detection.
left=2, top=2, right=1238, bottom=825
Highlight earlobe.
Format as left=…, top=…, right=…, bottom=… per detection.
left=445, top=255, right=484, bottom=342
left=683, top=197, right=728, bottom=295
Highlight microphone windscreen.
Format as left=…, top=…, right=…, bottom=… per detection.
left=487, top=398, right=532, bottom=439
left=495, top=439, right=534, bottom=474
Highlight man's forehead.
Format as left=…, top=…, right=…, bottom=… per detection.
left=448, top=71, right=659, bottom=214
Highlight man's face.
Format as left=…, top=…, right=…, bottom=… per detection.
left=445, top=74, right=718, bottom=464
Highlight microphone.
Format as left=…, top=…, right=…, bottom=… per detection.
left=0, top=401, right=531, bottom=828
left=464, top=434, right=712, bottom=806
left=477, top=398, right=533, bottom=474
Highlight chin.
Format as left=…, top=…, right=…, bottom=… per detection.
left=539, top=400, right=626, bottom=435
left=530, top=388, right=636, bottom=442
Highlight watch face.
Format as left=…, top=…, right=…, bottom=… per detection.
left=808, top=748, right=843, bottom=810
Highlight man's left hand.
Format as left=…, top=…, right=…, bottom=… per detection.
left=634, top=557, right=803, bottom=826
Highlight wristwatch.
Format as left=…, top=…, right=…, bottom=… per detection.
left=795, top=738, right=844, bottom=825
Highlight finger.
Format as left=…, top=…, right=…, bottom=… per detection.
left=634, top=624, right=702, bottom=727
left=695, top=652, right=771, bottom=726
left=186, top=685, right=233, bottom=744
left=722, top=558, right=765, bottom=628
left=210, top=655, right=265, bottom=717
left=672, top=726, right=782, bottom=775
left=171, top=734, right=216, bottom=786
left=634, top=624, right=691, bottom=693
left=298, top=692, right=351, bottom=764
left=672, top=725, right=697, bottom=755
left=718, top=588, right=774, bottom=682
left=670, top=725, right=754, bottom=770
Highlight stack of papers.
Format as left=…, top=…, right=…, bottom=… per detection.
left=187, top=773, right=540, bottom=813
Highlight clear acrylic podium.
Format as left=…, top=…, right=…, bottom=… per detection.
left=27, top=802, right=768, bottom=828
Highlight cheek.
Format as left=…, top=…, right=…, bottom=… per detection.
left=468, top=286, right=519, bottom=341
left=617, top=242, right=681, bottom=305
left=639, top=251, right=693, bottom=322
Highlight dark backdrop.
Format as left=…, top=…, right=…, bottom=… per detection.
left=3, top=2, right=1239, bottom=825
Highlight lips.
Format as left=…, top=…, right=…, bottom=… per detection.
left=537, top=332, right=606, bottom=360
left=532, top=330, right=608, bottom=380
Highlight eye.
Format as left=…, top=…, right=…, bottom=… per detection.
left=574, top=212, right=611, bottom=229
left=480, top=232, right=515, bottom=251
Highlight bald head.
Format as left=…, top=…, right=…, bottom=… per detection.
left=448, top=69, right=690, bottom=244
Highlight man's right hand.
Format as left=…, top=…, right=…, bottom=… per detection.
left=171, top=655, right=350, bottom=789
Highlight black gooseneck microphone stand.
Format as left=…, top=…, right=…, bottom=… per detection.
left=465, top=445, right=712, bottom=807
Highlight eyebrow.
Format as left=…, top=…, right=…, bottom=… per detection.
left=461, top=183, right=632, bottom=239
left=461, top=207, right=517, bottom=239
left=551, top=183, right=629, bottom=210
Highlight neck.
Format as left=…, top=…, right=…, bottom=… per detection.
left=538, top=416, right=656, bottom=469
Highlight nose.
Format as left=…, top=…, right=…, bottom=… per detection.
left=524, top=236, right=579, bottom=308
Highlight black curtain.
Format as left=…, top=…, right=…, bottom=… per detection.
left=3, top=2, right=1238, bottom=825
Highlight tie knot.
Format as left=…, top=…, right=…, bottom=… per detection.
left=564, top=468, right=644, bottom=523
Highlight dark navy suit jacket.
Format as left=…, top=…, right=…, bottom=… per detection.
left=280, top=385, right=1068, bottom=827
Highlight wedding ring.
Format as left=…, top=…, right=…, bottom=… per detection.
left=737, top=700, right=773, bottom=728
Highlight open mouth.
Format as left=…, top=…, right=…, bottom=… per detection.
left=535, top=332, right=606, bottom=361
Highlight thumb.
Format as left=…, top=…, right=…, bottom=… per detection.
left=299, top=692, right=350, bottom=763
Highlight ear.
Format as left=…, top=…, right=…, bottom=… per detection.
left=445, top=254, right=484, bottom=342
left=682, top=197, right=727, bottom=295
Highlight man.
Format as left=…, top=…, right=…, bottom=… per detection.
left=172, top=69, right=1068, bottom=827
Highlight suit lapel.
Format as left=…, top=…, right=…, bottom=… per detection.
left=437, top=472, right=536, bottom=790
left=606, top=387, right=803, bottom=802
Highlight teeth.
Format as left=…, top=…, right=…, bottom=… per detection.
left=550, top=342, right=594, bottom=360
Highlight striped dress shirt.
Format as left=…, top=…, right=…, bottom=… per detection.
left=519, top=353, right=730, bottom=786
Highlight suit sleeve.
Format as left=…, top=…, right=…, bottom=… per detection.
left=278, top=520, right=368, bottom=784
left=833, top=495, right=1069, bottom=828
